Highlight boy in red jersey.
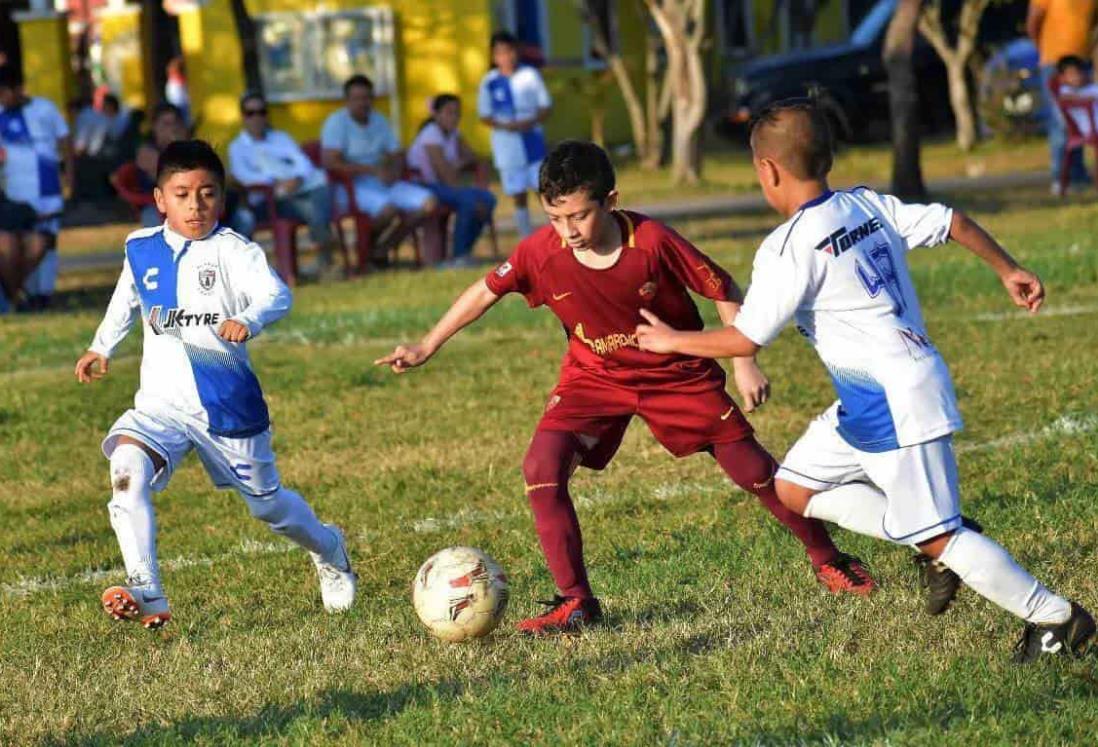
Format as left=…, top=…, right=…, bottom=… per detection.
left=376, top=141, right=874, bottom=634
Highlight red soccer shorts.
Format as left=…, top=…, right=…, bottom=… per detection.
left=535, top=358, right=753, bottom=467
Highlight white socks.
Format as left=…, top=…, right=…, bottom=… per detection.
left=243, top=487, right=339, bottom=561
left=107, top=445, right=161, bottom=589
left=938, top=528, right=1071, bottom=625
left=804, top=482, right=898, bottom=543
left=514, top=207, right=532, bottom=237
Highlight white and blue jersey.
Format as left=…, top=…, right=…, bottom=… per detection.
left=89, top=224, right=291, bottom=439
left=477, top=66, right=551, bottom=170
left=735, top=187, right=963, bottom=452
left=0, top=96, right=68, bottom=217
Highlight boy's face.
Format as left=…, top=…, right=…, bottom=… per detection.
left=0, top=85, right=20, bottom=108
left=540, top=189, right=618, bottom=252
left=492, top=43, right=519, bottom=73
left=1063, top=64, right=1087, bottom=88
left=154, top=169, right=223, bottom=240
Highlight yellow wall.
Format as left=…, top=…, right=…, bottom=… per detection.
left=15, top=13, right=74, bottom=114
left=97, top=7, right=146, bottom=109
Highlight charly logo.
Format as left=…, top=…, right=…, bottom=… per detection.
left=198, top=264, right=217, bottom=294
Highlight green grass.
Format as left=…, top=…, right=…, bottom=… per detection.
left=2, top=184, right=1097, bottom=745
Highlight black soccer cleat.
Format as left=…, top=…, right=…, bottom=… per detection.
left=912, top=515, right=984, bottom=615
left=1012, top=602, right=1096, bottom=664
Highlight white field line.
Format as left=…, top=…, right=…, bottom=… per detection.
left=3, top=415, right=1096, bottom=599
left=1, top=540, right=294, bottom=598
left=968, top=303, right=1098, bottom=323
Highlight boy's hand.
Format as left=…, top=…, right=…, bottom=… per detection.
left=1001, top=267, right=1045, bottom=313
left=75, top=351, right=109, bottom=383
left=635, top=309, right=680, bottom=354
left=217, top=320, right=251, bottom=343
left=374, top=343, right=433, bottom=373
left=732, top=357, right=770, bottom=413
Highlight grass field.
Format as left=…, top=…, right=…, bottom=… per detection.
left=2, top=183, right=1097, bottom=745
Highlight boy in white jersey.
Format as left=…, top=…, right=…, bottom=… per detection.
left=74, top=140, right=355, bottom=629
left=478, top=31, right=552, bottom=238
left=635, top=99, right=1094, bottom=663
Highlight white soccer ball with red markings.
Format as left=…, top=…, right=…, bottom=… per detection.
left=412, top=546, right=509, bottom=642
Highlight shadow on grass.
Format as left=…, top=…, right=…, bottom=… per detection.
left=58, top=683, right=467, bottom=746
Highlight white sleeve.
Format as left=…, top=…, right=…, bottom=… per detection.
left=227, top=241, right=292, bottom=338
left=88, top=259, right=140, bottom=357
left=534, top=70, right=551, bottom=108
left=872, top=191, right=953, bottom=249
left=477, top=78, right=492, bottom=119
left=228, top=136, right=271, bottom=186
left=281, top=133, right=316, bottom=180
left=733, top=237, right=815, bottom=347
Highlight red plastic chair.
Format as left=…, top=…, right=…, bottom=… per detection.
left=302, top=140, right=373, bottom=273
left=240, top=184, right=307, bottom=286
left=1048, top=74, right=1098, bottom=196
left=110, top=162, right=158, bottom=221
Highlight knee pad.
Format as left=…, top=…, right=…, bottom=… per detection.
left=109, top=444, right=155, bottom=496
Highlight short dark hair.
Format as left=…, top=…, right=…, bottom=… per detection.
left=1057, top=55, right=1088, bottom=74
left=749, top=97, right=834, bottom=180
left=155, top=139, right=226, bottom=188
left=239, top=90, right=265, bottom=111
left=538, top=140, right=616, bottom=205
left=343, top=74, right=374, bottom=97
left=102, top=93, right=120, bottom=111
left=151, top=101, right=184, bottom=124
left=490, top=31, right=518, bottom=50
left=431, top=93, right=460, bottom=113
left=0, top=65, right=23, bottom=90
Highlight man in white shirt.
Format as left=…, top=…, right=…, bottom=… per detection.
left=635, top=99, right=1094, bottom=663
left=320, top=74, right=436, bottom=267
left=0, top=67, right=73, bottom=310
left=477, top=31, right=552, bottom=238
left=230, top=92, right=338, bottom=273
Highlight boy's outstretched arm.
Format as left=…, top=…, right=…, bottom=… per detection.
left=220, top=241, right=293, bottom=343
left=636, top=309, right=761, bottom=360
left=713, top=299, right=770, bottom=412
left=76, top=260, right=140, bottom=383
left=949, top=210, right=1044, bottom=313
left=375, top=279, right=501, bottom=373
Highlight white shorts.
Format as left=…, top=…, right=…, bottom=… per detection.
left=103, top=408, right=281, bottom=497
left=337, top=176, right=433, bottom=217
left=499, top=161, right=541, bottom=196
left=777, top=403, right=962, bottom=545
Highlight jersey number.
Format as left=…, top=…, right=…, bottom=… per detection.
left=855, top=243, right=904, bottom=315
left=142, top=267, right=159, bottom=292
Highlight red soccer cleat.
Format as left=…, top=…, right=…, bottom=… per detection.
left=516, top=595, right=603, bottom=636
left=815, top=553, right=876, bottom=596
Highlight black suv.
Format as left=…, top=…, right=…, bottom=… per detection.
left=721, top=0, right=1025, bottom=142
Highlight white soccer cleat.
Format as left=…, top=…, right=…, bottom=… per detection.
left=101, top=578, right=171, bottom=629
left=311, top=524, right=356, bottom=613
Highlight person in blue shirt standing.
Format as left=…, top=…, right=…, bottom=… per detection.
left=478, top=32, right=552, bottom=239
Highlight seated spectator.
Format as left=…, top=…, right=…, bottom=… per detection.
left=1056, top=55, right=1098, bottom=137
left=320, top=74, right=436, bottom=266
left=408, top=93, right=496, bottom=267
left=229, top=91, right=338, bottom=274
left=101, top=93, right=137, bottom=163
left=135, top=102, right=254, bottom=235
left=72, top=97, right=110, bottom=158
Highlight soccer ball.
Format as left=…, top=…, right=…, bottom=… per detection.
left=412, top=546, right=509, bottom=642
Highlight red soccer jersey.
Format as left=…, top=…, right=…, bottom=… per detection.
left=484, top=210, right=736, bottom=370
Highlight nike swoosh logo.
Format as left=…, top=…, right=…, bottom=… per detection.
left=720, top=405, right=735, bottom=421
left=552, top=292, right=572, bottom=301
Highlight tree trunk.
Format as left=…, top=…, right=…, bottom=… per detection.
left=229, top=0, right=263, bottom=94
left=883, top=0, right=926, bottom=199
left=646, top=0, right=707, bottom=186
left=643, top=24, right=665, bottom=169
left=946, top=60, right=977, bottom=151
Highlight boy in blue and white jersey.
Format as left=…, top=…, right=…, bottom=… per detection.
left=477, top=31, right=552, bottom=238
left=0, top=67, right=72, bottom=310
left=635, top=99, right=1094, bottom=663
left=75, top=140, right=355, bottom=629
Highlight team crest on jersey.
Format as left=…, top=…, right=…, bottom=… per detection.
left=197, top=264, right=217, bottom=294
left=638, top=281, right=657, bottom=300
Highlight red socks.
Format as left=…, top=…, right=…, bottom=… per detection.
left=710, top=438, right=839, bottom=568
